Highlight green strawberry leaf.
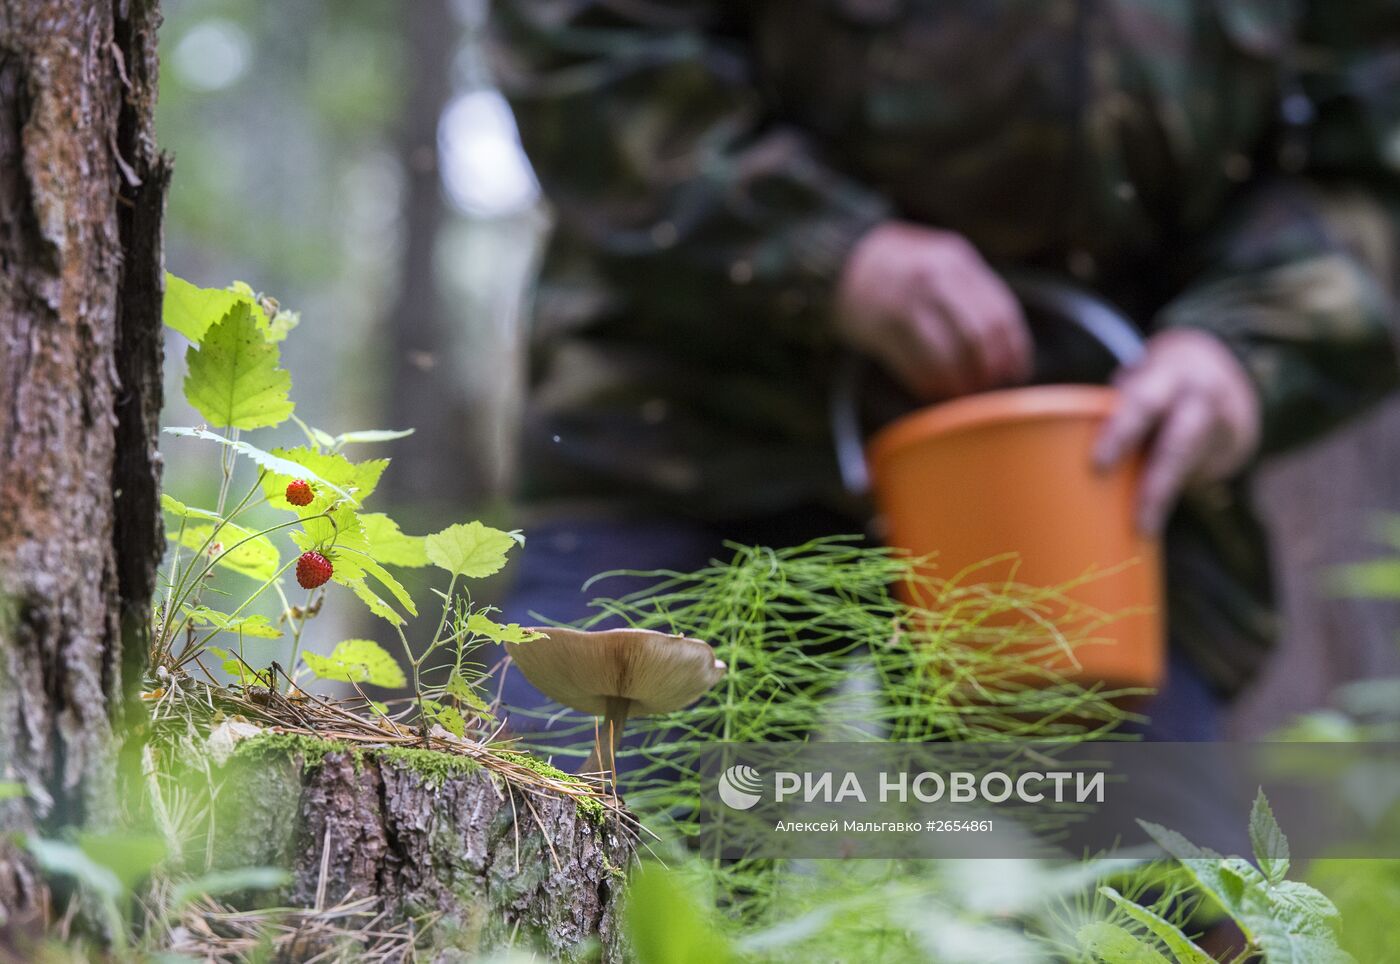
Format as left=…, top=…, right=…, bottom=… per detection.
left=162, top=428, right=350, bottom=500
left=160, top=493, right=223, bottom=522
left=332, top=428, right=414, bottom=447
left=1098, top=887, right=1211, bottom=964
left=465, top=613, right=543, bottom=645
left=183, top=608, right=282, bottom=640
left=442, top=671, right=497, bottom=724
left=183, top=302, right=294, bottom=429
left=346, top=576, right=405, bottom=626
left=361, top=513, right=429, bottom=567
left=1249, top=789, right=1291, bottom=884
left=164, top=273, right=261, bottom=344
left=1076, top=922, right=1170, bottom=963
left=302, top=639, right=406, bottom=688
left=425, top=521, right=517, bottom=578
left=420, top=698, right=467, bottom=738
left=169, top=523, right=280, bottom=582
left=260, top=447, right=388, bottom=509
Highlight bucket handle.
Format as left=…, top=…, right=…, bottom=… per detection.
left=831, top=274, right=1147, bottom=496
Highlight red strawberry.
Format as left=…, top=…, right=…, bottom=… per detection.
left=285, top=479, right=314, bottom=506
left=296, top=551, right=333, bottom=589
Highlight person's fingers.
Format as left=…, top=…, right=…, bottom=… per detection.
left=876, top=305, right=962, bottom=400
left=1137, top=393, right=1215, bottom=535
left=929, top=281, right=1002, bottom=390
left=968, top=269, right=1033, bottom=385
left=911, top=303, right=975, bottom=398
left=1093, top=363, right=1180, bottom=470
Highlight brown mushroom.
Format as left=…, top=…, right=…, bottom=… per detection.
left=507, top=627, right=726, bottom=778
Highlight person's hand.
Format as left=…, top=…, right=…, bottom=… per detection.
left=834, top=222, right=1033, bottom=400
left=1094, top=329, right=1261, bottom=535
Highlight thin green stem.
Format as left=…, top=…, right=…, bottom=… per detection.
left=283, top=587, right=316, bottom=695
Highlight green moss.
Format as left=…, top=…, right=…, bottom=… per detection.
left=375, top=744, right=481, bottom=785
left=229, top=731, right=349, bottom=769
left=499, top=750, right=609, bottom=825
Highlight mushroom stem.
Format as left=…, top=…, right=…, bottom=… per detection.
left=584, top=695, right=631, bottom=779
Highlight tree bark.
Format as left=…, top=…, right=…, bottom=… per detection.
left=0, top=0, right=168, bottom=923
left=210, top=744, right=631, bottom=961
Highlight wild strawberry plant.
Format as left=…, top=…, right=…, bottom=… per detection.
left=152, top=273, right=540, bottom=740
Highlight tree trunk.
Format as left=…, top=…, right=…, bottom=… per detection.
left=383, top=0, right=485, bottom=525
left=208, top=743, right=631, bottom=961
left=0, top=0, right=168, bottom=923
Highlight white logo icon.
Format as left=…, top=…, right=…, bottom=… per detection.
left=718, top=764, right=764, bottom=810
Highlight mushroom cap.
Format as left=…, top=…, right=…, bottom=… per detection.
left=506, top=627, right=726, bottom=716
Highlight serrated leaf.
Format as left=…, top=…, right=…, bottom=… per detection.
left=334, top=428, right=415, bottom=446
left=442, top=671, right=495, bottom=723
left=347, top=576, right=405, bottom=626
left=361, top=513, right=429, bottom=567
left=1077, top=922, right=1170, bottom=963
left=183, top=302, right=294, bottom=429
left=421, top=698, right=466, bottom=738
left=164, top=273, right=260, bottom=343
left=260, top=447, right=387, bottom=509
left=160, top=493, right=223, bottom=522
left=1249, top=789, right=1290, bottom=883
left=184, top=608, right=282, bottom=640
left=465, top=613, right=543, bottom=645
left=162, top=428, right=351, bottom=501
left=1098, top=887, right=1211, bottom=964
left=1268, top=880, right=1341, bottom=936
left=170, top=523, right=280, bottom=582
left=426, top=521, right=517, bottom=578
left=302, top=639, right=406, bottom=688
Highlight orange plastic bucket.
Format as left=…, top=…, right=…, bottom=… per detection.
left=865, top=384, right=1164, bottom=689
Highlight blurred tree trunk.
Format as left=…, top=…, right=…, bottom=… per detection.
left=0, top=0, right=169, bottom=924
left=384, top=0, right=482, bottom=525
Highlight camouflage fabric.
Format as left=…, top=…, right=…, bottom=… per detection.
left=490, top=0, right=1400, bottom=695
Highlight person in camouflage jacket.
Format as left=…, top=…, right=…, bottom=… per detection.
left=489, top=0, right=1400, bottom=705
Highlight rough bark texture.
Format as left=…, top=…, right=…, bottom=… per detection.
left=213, top=745, right=631, bottom=961
left=0, top=0, right=167, bottom=923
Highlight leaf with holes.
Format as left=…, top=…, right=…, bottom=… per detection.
left=302, top=639, right=406, bottom=688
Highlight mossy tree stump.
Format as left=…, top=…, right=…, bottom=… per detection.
left=209, top=738, right=631, bottom=961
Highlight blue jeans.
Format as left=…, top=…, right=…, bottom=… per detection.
left=492, top=515, right=1225, bottom=768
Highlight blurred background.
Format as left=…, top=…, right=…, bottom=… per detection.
left=156, top=0, right=1400, bottom=737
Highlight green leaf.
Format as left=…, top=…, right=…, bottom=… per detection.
left=1249, top=789, right=1291, bottom=884
left=1098, top=887, right=1211, bottom=964
left=169, top=523, right=280, bottom=582
left=1268, top=880, right=1341, bottom=936
left=183, top=301, right=294, bottom=429
left=442, top=670, right=496, bottom=723
left=0, top=782, right=25, bottom=801
left=160, top=493, right=222, bottom=522
left=260, top=447, right=388, bottom=509
left=75, top=831, right=167, bottom=893
left=164, top=273, right=258, bottom=343
left=421, top=698, right=467, bottom=738
left=171, top=867, right=289, bottom=909
left=346, top=576, right=405, bottom=626
left=465, top=612, right=543, bottom=645
left=302, top=639, right=407, bottom=688
left=162, top=428, right=351, bottom=501
left=425, top=521, right=517, bottom=578
left=27, top=837, right=124, bottom=901
left=1076, top=922, right=1170, bottom=963
left=184, top=608, right=282, bottom=640
left=334, top=428, right=414, bottom=446
left=361, top=513, right=429, bottom=567
left=626, top=864, right=735, bottom=964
